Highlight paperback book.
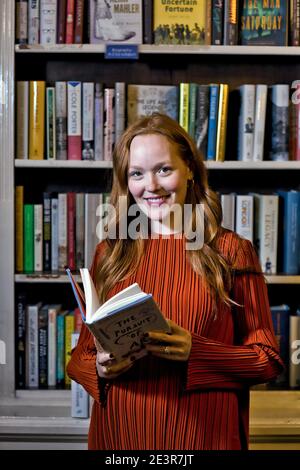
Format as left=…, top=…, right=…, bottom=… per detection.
left=66, top=268, right=171, bottom=361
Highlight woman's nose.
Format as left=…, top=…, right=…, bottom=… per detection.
left=145, top=174, right=160, bottom=191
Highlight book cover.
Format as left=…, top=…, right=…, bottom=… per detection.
left=241, top=0, right=288, bottom=46
left=289, top=310, right=300, bottom=389
left=66, top=268, right=171, bottom=362
left=89, top=0, right=142, bottom=44
left=270, top=304, right=290, bottom=387
left=67, top=81, right=82, bottom=160
left=127, top=84, right=178, bottom=125
left=29, top=81, right=45, bottom=160
left=153, top=0, right=206, bottom=45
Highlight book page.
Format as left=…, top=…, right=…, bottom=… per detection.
left=101, top=283, right=142, bottom=309
left=80, top=268, right=101, bottom=323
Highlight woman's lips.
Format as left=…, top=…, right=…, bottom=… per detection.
left=143, top=195, right=170, bottom=206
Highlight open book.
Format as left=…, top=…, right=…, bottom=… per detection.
left=66, top=268, right=171, bottom=361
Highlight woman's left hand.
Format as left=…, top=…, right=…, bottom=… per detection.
left=144, top=319, right=192, bottom=361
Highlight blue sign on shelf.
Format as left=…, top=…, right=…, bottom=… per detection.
left=105, top=44, right=139, bottom=60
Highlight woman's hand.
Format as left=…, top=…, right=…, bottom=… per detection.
left=144, top=319, right=192, bottom=361
left=94, top=338, right=134, bottom=379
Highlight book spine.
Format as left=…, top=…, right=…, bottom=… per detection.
left=55, top=81, right=67, bottom=160
left=40, top=0, right=57, bottom=45
left=75, top=193, right=85, bottom=270
left=188, top=83, right=198, bottom=139
left=57, top=0, right=67, bottom=44
left=270, top=305, right=290, bottom=387
left=16, top=0, right=28, bottom=45
left=294, top=81, right=300, bottom=161
left=74, top=0, right=85, bottom=43
left=207, top=84, right=219, bottom=161
left=46, top=87, right=56, bottom=159
left=29, top=81, right=45, bottom=160
left=34, top=204, right=43, bottom=272
left=115, top=82, right=126, bottom=145
left=235, top=194, right=254, bottom=243
left=279, top=191, right=300, bottom=274
left=56, top=314, right=65, bottom=387
left=179, top=83, right=189, bottom=133
left=24, top=204, right=34, bottom=273
left=143, top=0, right=153, bottom=44
left=221, top=193, right=235, bottom=231
left=16, top=81, right=29, bottom=159
left=238, top=84, right=255, bottom=161
left=15, top=186, right=24, bottom=273
left=270, top=84, right=289, bottom=161
left=205, top=0, right=212, bottom=45
left=26, top=304, right=39, bottom=388
left=58, top=193, right=68, bottom=271
left=253, top=84, right=267, bottom=162
left=103, top=88, right=115, bottom=161
left=67, top=192, right=76, bottom=271
left=212, top=0, right=223, bottom=45
left=51, top=197, right=59, bottom=272
left=67, top=81, right=82, bottom=160
left=82, top=82, right=95, bottom=160
left=71, top=333, right=90, bottom=418
left=43, top=192, right=52, bottom=272
left=289, top=314, right=300, bottom=388
left=28, top=0, right=40, bottom=45
left=38, top=305, right=48, bottom=388
left=254, top=194, right=279, bottom=275
left=94, top=83, right=104, bottom=161
left=215, top=83, right=229, bottom=162
left=48, top=306, right=58, bottom=388
left=66, top=0, right=75, bottom=44
left=64, top=313, right=75, bottom=388
left=15, top=293, right=27, bottom=389
left=195, top=84, right=209, bottom=158
left=223, top=0, right=239, bottom=45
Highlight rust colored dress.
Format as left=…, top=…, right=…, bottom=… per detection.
left=67, top=229, right=283, bottom=450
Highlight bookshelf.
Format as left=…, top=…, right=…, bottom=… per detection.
left=1, top=0, right=300, bottom=449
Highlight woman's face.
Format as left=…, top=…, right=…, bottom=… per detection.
left=128, top=133, right=192, bottom=232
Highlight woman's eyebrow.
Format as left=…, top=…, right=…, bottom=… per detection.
left=129, top=161, right=171, bottom=170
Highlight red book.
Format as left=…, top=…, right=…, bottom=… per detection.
left=57, top=0, right=67, bottom=43
left=66, top=0, right=75, bottom=44
left=74, top=0, right=85, bottom=44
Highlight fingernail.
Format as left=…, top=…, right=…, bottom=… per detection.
left=130, top=356, right=136, bottom=362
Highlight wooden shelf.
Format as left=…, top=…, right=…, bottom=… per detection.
left=14, top=160, right=300, bottom=170
left=15, top=44, right=300, bottom=56
left=15, top=274, right=81, bottom=283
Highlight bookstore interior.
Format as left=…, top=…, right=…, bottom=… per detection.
left=0, top=0, right=300, bottom=450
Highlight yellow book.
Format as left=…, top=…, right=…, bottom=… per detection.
left=64, top=313, right=75, bottom=388
left=215, top=84, right=229, bottom=162
left=153, top=0, right=207, bottom=45
left=29, top=81, right=45, bottom=159
left=15, top=185, right=24, bottom=272
left=179, top=83, right=189, bottom=133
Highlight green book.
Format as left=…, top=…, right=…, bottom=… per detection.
left=23, top=204, right=34, bottom=273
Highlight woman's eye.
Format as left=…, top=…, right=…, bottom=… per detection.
left=158, top=166, right=172, bottom=175
left=128, top=170, right=142, bottom=178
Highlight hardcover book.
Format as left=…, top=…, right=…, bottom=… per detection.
left=66, top=268, right=171, bottom=362
left=240, top=0, right=288, bottom=46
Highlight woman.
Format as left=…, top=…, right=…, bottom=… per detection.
left=67, top=113, right=283, bottom=450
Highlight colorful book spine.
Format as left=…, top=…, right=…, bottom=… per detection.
left=66, top=0, right=75, bottom=44
left=64, top=313, right=75, bottom=388
left=46, top=87, right=56, bottom=159
left=94, top=83, right=104, bottom=160
left=67, top=81, right=82, bottom=160
left=195, top=85, right=209, bottom=158
left=278, top=190, right=300, bottom=274
left=56, top=311, right=66, bottom=387
left=75, top=193, right=85, bottom=270
left=24, top=204, right=34, bottom=273
left=51, top=197, right=59, bottom=272
left=188, top=83, right=198, bottom=140
left=29, top=81, right=45, bottom=160
left=215, top=83, right=229, bottom=162
left=43, top=192, right=52, bottom=272
left=55, top=81, right=67, bottom=160
left=26, top=303, right=41, bottom=388
left=74, top=0, right=85, bottom=43
left=38, top=305, right=48, bottom=388
left=207, top=84, right=219, bottom=161
left=67, top=192, right=76, bottom=271
left=34, top=204, right=43, bottom=272
left=212, top=0, right=224, bottom=45
left=223, top=0, right=239, bottom=45
left=15, top=293, right=27, bottom=389
left=58, top=193, right=68, bottom=271
left=57, top=0, right=67, bottom=43
left=48, top=304, right=60, bottom=388
left=82, top=82, right=95, bottom=160
left=179, top=83, right=189, bottom=133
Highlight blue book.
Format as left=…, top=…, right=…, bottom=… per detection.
left=270, top=304, right=290, bottom=387
left=207, top=84, right=219, bottom=161
left=66, top=268, right=171, bottom=362
left=277, top=190, right=300, bottom=274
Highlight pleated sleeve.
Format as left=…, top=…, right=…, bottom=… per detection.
left=185, top=236, right=284, bottom=391
left=67, top=241, right=107, bottom=404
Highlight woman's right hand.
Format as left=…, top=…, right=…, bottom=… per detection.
left=94, top=338, right=134, bottom=379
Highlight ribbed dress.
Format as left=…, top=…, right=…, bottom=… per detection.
left=67, top=229, right=283, bottom=450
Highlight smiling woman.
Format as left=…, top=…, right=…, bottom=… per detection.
left=67, top=113, right=283, bottom=450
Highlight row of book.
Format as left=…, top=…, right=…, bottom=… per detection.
left=269, top=305, right=300, bottom=390
left=15, top=1, right=294, bottom=47
left=15, top=188, right=110, bottom=273
left=221, top=191, right=300, bottom=275
left=16, top=79, right=300, bottom=163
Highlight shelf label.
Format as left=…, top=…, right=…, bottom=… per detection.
left=105, top=44, right=139, bottom=60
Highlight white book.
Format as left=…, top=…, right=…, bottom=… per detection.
left=55, top=81, right=67, bottom=160
left=84, top=193, right=103, bottom=269
left=270, top=84, right=289, bottom=161
left=16, top=81, right=29, bottom=159
left=235, top=194, right=254, bottom=243
left=253, top=84, right=267, bottom=162
left=253, top=194, right=279, bottom=274
left=51, top=197, right=59, bottom=271
left=47, top=304, right=61, bottom=387
left=115, top=82, right=126, bottom=145
left=94, top=83, right=104, bottom=161
left=34, top=204, right=43, bottom=272
left=67, top=81, right=82, bottom=160
left=28, top=0, right=40, bottom=45
left=26, top=303, right=42, bottom=388
left=289, top=314, right=300, bottom=389
left=58, top=193, right=67, bottom=271
left=82, top=82, right=95, bottom=160
left=67, top=269, right=171, bottom=362
left=104, top=88, right=115, bottom=161
left=238, top=84, right=255, bottom=161
left=221, top=193, right=235, bottom=231
left=71, top=333, right=90, bottom=418
left=40, top=0, right=57, bottom=45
